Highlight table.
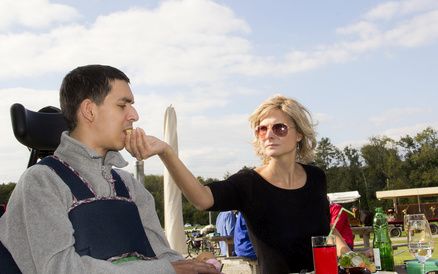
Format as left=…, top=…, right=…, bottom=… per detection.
left=351, top=226, right=408, bottom=252
left=208, top=235, right=234, bottom=257
left=351, top=226, right=373, bottom=248
left=221, top=256, right=259, bottom=274
left=394, top=264, right=407, bottom=273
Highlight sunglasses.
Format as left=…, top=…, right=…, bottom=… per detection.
left=255, top=123, right=293, bottom=138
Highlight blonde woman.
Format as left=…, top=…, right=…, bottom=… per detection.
left=126, top=95, right=349, bottom=274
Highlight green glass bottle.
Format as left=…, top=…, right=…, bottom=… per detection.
left=372, top=207, right=395, bottom=271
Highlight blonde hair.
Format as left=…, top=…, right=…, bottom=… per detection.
left=249, top=95, right=317, bottom=164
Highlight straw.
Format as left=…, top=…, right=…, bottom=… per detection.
left=328, top=207, right=355, bottom=238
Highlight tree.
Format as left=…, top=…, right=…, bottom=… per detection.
left=361, top=136, right=405, bottom=209
left=142, top=174, right=214, bottom=226
left=315, top=137, right=344, bottom=170
left=0, top=183, right=16, bottom=204
left=143, top=175, right=165, bottom=224
left=342, top=146, right=370, bottom=209
left=404, top=127, right=438, bottom=187
left=315, top=137, right=348, bottom=193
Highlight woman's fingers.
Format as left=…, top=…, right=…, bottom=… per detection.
left=125, top=128, right=162, bottom=161
left=125, top=128, right=154, bottom=161
left=125, top=128, right=141, bottom=160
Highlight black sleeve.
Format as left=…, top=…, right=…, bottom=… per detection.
left=206, top=170, right=251, bottom=212
left=307, top=164, right=330, bottom=223
left=319, top=167, right=331, bottom=225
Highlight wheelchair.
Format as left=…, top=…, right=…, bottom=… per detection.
left=0, top=103, right=67, bottom=274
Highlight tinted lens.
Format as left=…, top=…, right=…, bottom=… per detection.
left=272, top=123, right=288, bottom=137
left=255, top=123, right=289, bottom=137
left=255, top=125, right=268, bottom=137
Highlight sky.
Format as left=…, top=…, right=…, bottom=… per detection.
left=1, top=0, right=438, bottom=183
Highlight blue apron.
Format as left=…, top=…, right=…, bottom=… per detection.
left=0, top=156, right=156, bottom=273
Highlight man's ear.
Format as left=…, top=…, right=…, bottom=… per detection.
left=79, top=99, right=95, bottom=123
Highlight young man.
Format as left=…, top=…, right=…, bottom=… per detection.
left=215, top=211, right=236, bottom=256
left=0, top=65, right=218, bottom=274
left=233, top=212, right=256, bottom=260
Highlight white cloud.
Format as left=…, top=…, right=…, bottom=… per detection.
left=369, top=107, right=431, bottom=126
left=364, top=0, right=438, bottom=21
left=0, top=0, right=79, bottom=30
left=384, top=10, right=438, bottom=47
left=0, top=0, right=251, bottom=85
left=1, top=0, right=438, bottom=82
left=0, top=86, right=257, bottom=182
left=266, top=0, right=438, bottom=75
left=335, top=139, right=369, bottom=151
left=364, top=1, right=400, bottom=21
left=333, top=122, right=438, bottom=151
left=380, top=122, right=438, bottom=140
left=336, top=21, right=380, bottom=39
left=177, top=113, right=256, bottom=177
left=314, top=112, right=332, bottom=124
left=0, top=88, right=59, bottom=182
left=1, top=0, right=438, bottom=183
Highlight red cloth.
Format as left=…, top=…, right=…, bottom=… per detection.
left=330, top=203, right=354, bottom=249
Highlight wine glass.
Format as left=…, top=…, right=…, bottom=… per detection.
left=404, top=214, right=427, bottom=234
left=407, top=219, right=434, bottom=274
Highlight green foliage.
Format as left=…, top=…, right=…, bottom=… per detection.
left=315, top=128, right=438, bottom=211
left=0, top=183, right=16, bottom=204
left=143, top=175, right=164, bottom=224
left=315, top=137, right=344, bottom=170
left=406, top=127, right=438, bottom=187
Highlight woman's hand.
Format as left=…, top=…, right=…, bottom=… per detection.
left=125, top=128, right=215, bottom=210
left=125, top=128, right=171, bottom=161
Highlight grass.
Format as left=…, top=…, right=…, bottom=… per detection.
left=354, top=234, right=438, bottom=265
left=391, top=236, right=438, bottom=265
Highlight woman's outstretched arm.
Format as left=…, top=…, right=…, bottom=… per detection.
left=125, top=128, right=214, bottom=210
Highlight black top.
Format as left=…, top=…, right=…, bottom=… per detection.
left=207, top=164, right=330, bottom=274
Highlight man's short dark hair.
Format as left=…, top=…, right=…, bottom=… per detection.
left=59, top=64, right=130, bottom=130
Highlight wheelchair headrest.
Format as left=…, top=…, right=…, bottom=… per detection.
left=10, top=103, right=68, bottom=152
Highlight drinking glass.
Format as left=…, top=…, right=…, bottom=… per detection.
left=404, top=214, right=427, bottom=233
left=311, top=235, right=337, bottom=274
left=407, top=219, right=434, bottom=274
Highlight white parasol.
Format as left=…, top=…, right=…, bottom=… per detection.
left=163, top=105, right=186, bottom=253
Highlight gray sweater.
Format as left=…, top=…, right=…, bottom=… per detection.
left=0, top=132, right=182, bottom=273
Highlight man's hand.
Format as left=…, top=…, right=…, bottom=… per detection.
left=171, top=259, right=220, bottom=274
left=125, top=128, right=170, bottom=161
